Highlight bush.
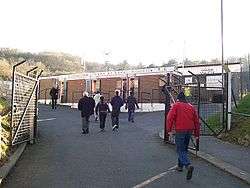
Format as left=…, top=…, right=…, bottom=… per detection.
left=0, top=97, right=11, bottom=163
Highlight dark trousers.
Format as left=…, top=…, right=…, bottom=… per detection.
left=128, top=109, right=135, bottom=121
left=175, top=132, right=192, bottom=168
left=52, top=98, right=57, bottom=109
left=111, top=112, right=119, bottom=128
left=82, top=116, right=90, bottom=132
left=99, top=113, right=107, bottom=129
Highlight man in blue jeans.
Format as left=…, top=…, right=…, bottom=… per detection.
left=167, top=92, right=200, bottom=180
left=125, top=92, right=139, bottom=123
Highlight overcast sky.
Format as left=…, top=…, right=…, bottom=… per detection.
left=0, top=0, right=249, bottom=65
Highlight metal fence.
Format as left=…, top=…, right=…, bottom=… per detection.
left=11, top=61, right=42, bottom=145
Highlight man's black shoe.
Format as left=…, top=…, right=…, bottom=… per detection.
left=186, top=166, right=194, bottom=180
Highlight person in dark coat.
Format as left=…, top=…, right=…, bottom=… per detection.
left=125, top=92, right=139, bottom=122
left=95, top=96, right=110, bottom=131
left=50, top=86, right=59, bottom=109
left=110, top=90, right=124, bottom=131
left=78, top=92, right=94, bottom=134
left=89, top=95, right=95, bottom=117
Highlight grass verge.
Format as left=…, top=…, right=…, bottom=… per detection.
left=206, top=94, right=250, bottom=146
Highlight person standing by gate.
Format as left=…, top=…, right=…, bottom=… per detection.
left=125, top=91, right=139, bottom=123
left=167, top=91, right=200, bottom=180
left=78, top=92, right=94, bottom=134
left=95, top=96, right=110, bottom=131
left=93, top=91, right=101, bottom=121
left=110, top=90, right=124, bottom=131
left=50, top=86, right=59, bottom=109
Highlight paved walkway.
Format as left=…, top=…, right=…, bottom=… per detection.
left=200, top=136, right=250, bottom=174
left=3, top=105, right=249, bottom=188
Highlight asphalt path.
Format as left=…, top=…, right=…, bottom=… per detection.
left=3, top=105, right=249, bottom=188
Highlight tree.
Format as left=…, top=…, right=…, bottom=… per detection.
left=0, top=59, right=11, bottom=80
left=147, top=63, right=157, bottom=68
left=136, top=62, right=145, bottom=69
left=162, top=59, right=178, bottom=67
left=117, top=60, right=130, bottom=70
left=183, top=58, right=193, bottom=66
left=200, top=60, right=209, bottom=65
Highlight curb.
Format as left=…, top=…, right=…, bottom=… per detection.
left=159, top=131, right=250, bottom=185
left=0, top=143, right=27, bottom=184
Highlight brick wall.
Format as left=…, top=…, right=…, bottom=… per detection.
left=67, top=80, right=85, bottom=103
left=138, top=75, right=162, bottom=103
left=100, top=78, right=121, bottom=101
left=39, top=78, right=58, bottom=99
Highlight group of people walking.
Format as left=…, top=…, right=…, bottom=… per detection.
left=78, top=90, right=139, bottom=134
left=50, top=85, right=199, bottom=180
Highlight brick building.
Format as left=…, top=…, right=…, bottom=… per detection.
left=39, top=63, right=241, bottom=104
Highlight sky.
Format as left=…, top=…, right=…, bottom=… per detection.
left=0, top=0, right=249, bottom=66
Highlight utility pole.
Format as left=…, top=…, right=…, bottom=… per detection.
left=221, top=0, right=224, bottom=86
left=220, top=0, right=226, bottom=130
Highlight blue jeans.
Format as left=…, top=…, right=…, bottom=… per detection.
left=175, top=132, right=191, bottom=168
left=128, top=109, right=135, bottom=121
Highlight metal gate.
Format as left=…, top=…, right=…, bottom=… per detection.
left=163, top=71, right=225, bottom=136
left=11, top=61, right=43, bottom=145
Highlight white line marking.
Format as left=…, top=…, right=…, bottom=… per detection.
left=37, top=118, right=56, bottom=122
left=132, top=166, right=176, bottom=188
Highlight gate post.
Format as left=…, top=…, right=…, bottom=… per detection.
left=163, top=73, right=171, bottom=141
left=227, top=72, right=232, bottom=131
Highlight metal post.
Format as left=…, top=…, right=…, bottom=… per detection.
left=240, top=59, right=243, bottom=99
left=227, top=72, right=232, bottom=131
left=26, top=66, right=38, bottom=76
left=188, top=71, right=200, bottom=116
left=34, top=70, right=43, bottom=140
left=45, top=89, right=47, bottom=104
left=220, top=0, right=226, bottom=131
left=164, top=73, right=171, bottom=141
left=221, top=0, right=224, bottom=87
left=225, top=72, right=228, bottom=132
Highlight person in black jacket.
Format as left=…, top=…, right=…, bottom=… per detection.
left=78, top=92, right=94, bottom=134
left=50, top=86, right=59, bottom=109
left=125, top=92, right=139, bottom=123
left=89, top=95, right=95, bottom=118
left=95, top=96, right=110, bottom=131
left=110, top=90, right=124, bottom=131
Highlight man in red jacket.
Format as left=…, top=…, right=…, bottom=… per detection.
left=167, top=91, right=200, bottom=180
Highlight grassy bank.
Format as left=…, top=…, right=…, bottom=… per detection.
left=207, top=94, right=250, bottom=146
left=221, top=94, right=250, bottom=146
left=0, top=97, right=12, bottom=165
